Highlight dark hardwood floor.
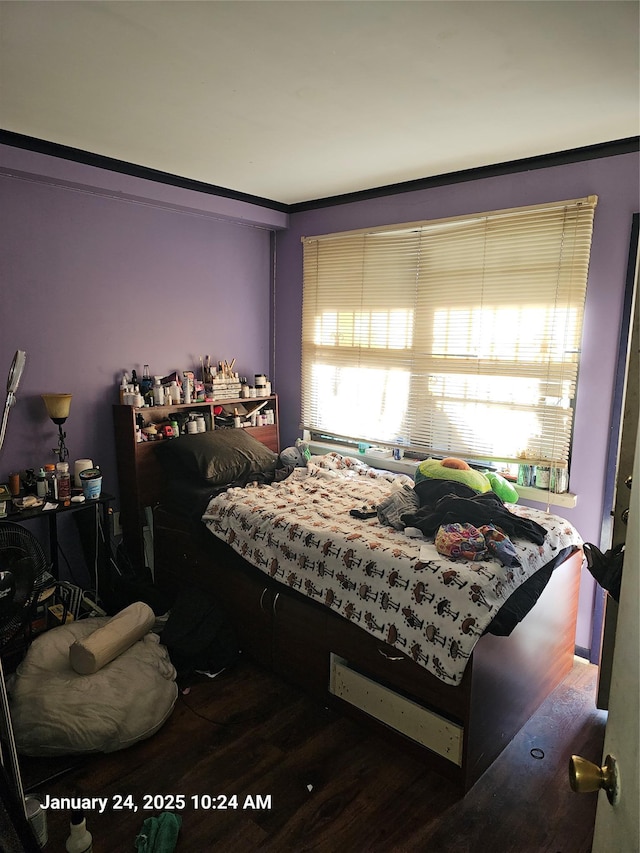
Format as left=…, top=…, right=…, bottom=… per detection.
left=19, top=657, right=605, bottom=852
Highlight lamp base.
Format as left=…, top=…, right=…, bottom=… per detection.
left=54, top=423, right=69, bottom=463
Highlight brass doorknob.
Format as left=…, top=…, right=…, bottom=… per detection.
left=569, top=754, right=620, bottom=804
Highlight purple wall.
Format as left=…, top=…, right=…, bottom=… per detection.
left=274, top=152, right=640, bottom=652
left=1, top=142, right=638, bottom=650
left=0, top=146, right=284, bottom=582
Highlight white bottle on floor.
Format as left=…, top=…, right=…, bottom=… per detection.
left=65, top=810, right=93, bottom=852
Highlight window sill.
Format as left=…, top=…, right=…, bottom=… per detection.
left=514, top=485, right=577, bottom=509
left=307, top=440, right=578, bottom=510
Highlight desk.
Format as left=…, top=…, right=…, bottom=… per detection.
left=1, top=494, right=114, bottom=578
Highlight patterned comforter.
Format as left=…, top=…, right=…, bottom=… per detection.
left=202, top=453, right=582, bottom=685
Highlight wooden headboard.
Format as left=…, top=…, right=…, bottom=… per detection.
left=113, top=395, right=279, bottom=568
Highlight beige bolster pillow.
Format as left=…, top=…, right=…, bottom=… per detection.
left=69, top=602, right=156, bottom=674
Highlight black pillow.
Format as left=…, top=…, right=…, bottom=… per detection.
left=154, top=429, right=277, bottom=485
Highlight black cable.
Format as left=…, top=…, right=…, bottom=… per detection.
left=177, top=689, right=233, bottom=728
left=55, top=540, right=83, bottom=588
left=175, top=669, right=262, bottom=729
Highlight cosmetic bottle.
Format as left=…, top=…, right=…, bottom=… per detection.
left=36, top=468, right=47, bottom=498
left=153, top=378, right=164, bottom=406
left=44, top=464, right=57, bottom=500
left=65, top=810, right=93, bottom=853
left=55, top=462, right=71, bottom=501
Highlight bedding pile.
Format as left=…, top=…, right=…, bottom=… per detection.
left=202, top=453, right=582, bottom=685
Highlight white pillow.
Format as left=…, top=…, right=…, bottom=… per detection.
left=69, top=601, right=155, bottom=674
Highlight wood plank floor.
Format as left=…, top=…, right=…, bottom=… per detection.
left=19, top=656, right=606, bottom=852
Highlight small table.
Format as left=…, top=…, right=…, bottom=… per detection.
left=1, top=493, right=115, bottom=578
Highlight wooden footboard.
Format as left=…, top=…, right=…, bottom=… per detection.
left=153, top=506, right=581, bottom=791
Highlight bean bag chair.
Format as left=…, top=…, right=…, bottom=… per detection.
left=9, top=603, right=177, bottom=756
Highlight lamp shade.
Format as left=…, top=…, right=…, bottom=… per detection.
left=42, top=393, right=72, bottom=422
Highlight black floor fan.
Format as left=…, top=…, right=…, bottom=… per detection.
left=0, top=522, right=51, bottom=644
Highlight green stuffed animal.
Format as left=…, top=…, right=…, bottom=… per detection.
left=485, top=470, right=519, bottom=503
left=414, top=457, right=519, bottom=503
left=414, top=457, right=491, bottom=493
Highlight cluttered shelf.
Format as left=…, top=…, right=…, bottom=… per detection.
left=115, top=395, right=278, bottom=449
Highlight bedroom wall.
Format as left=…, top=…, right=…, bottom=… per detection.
left=0, top=144, right=285, bottom=584
left=273, top=151, right=640, bottom=654
left=1, top=143, right=637, bottom=651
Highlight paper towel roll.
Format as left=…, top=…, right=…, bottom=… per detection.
left=74, top=458, right=93, bottom=488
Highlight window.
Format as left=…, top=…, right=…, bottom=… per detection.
left=301, top=197, right=597, bottom=476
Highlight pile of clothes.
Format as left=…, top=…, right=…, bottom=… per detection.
left=376, top=476, right=547, bottom=568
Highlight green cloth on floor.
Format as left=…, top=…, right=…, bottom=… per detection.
left=135, top=812, right=182, bottom=852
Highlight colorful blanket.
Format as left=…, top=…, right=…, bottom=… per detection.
left=202, top=453, right=582, bottom=685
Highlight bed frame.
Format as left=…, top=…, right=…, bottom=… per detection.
left=114, top=416, right=581, bottom=792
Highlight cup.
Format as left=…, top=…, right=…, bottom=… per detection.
left=25, top=795, right=48, bottom=847
left=8, top=472, right=20, bottom=496
left=74, top=458, right=93, bottom=489
left=79, top=468, right=102, bottom=500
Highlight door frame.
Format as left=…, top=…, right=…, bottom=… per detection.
left=589, top=212, right=639, bottom=663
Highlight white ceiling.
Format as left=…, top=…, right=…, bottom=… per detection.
left=1, top=1, right=638, bottom=206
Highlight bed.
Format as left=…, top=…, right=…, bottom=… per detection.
left=137, top=429, right=582, bottom=791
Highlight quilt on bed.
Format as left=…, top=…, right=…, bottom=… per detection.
left=202, top=453, right=582, bottom=685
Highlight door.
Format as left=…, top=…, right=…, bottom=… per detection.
left=596, top=214, right=638, bottom=705
left=591, top=423, right=639, bottom=852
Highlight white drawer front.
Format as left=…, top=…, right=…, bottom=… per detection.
left=330, top=654, right=464, bottom=766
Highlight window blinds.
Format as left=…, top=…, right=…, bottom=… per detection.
left=301, top=196, right=597, bottom=468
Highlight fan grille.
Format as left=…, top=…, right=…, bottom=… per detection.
left=0, top=522, right=52, bottom=646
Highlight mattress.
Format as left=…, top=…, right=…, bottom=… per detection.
left=201, top=454, right=582, bottom=685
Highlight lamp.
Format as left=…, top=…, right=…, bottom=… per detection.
left=42, top=393, right=72, bottom=462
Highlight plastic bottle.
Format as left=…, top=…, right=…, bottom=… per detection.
left=153, top=377, right=164, bottom=406
left=65, top=810, right=93, bottom=853
left=36, top=468, right=47, bottom=498
left=55, top=462, right=71, bottom=501
left=136, top=365, right=152, bottom=404
left=44, top=463, right=57, bottom=500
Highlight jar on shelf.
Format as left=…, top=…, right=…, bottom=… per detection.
left=535, top=466, right=550, bottom=489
